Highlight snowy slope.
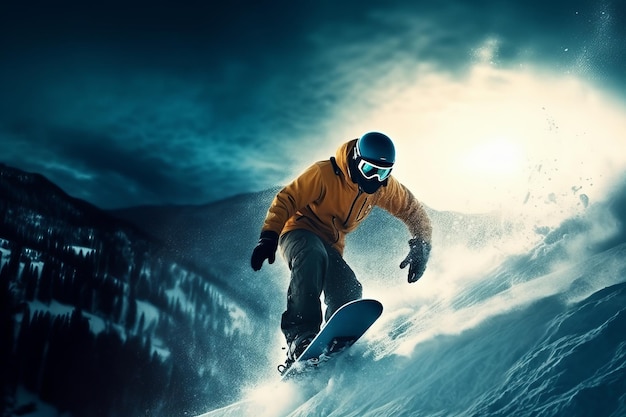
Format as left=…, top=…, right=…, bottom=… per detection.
left=197, top=175, right=626, bottom=417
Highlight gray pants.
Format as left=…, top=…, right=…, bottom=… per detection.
left=279, top=229, right=362, bottom=343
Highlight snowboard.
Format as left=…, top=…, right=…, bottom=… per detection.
left=280, top=298, right=383, bottom=379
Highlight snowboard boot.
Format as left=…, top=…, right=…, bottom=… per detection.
left=277, top=332, right=316, bottom=375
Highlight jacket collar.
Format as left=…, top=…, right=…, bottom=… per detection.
left=334, top=139, right=359, bottom=188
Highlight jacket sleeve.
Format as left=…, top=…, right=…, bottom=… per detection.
left=261, top=163, right=325, bottom=235
left=378, top=177, right=433, bottom=243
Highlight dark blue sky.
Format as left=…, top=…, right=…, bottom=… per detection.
left=1, top=1, right=625, bottom=211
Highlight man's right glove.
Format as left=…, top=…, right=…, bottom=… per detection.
left=399, top=237, right=431, bottom=283
left=250, top=231, right=279, bottom=271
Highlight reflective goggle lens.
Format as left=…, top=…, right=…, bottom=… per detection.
left=358, top=159, right=392, bottom=181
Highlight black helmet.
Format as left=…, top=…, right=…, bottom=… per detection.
left=350, top=132, right=395, bottom=194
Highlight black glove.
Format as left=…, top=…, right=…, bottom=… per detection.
left=251, top=231, right=279, bottom=271
left=400, top=238, right=431, bottom=283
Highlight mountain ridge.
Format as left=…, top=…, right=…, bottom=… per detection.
left=0, top=163, right=272, bottom=416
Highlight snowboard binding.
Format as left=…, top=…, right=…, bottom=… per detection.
left=277, top=299, right=383, bottom=380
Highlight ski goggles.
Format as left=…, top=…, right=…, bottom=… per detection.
left=357, top=159, right=393, bottom=181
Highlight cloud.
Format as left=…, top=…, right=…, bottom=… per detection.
left=0, top=0, right=624, bottom=209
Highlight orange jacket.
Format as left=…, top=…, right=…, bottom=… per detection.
left=261, top=139, right=432, bottom=255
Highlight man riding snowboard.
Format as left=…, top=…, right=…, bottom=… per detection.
left=251, top=132, right=432, bottom=368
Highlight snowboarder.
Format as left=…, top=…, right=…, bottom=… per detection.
left=250, top=132, right=432, bottom=366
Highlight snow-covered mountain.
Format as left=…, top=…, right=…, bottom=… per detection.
left=110, top=187, right=285, bottom=316
left=3, top=162, right=625, bottom=417
left=0, top=163, right=272, bottom=417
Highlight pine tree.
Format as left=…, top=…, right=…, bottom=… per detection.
left=37, top=260, right=54, bottom=304
left=24, top=265, right=38, bottom=301
left=0, top=266, right=17, bottom=409
left=126, top=287, right=138, bottom=333
left=6, top=242, right=22, bottom=280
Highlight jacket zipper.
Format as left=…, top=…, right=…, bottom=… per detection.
left=343, top=189, right=363, bottom=227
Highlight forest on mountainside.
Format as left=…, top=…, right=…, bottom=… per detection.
left=1, top=164, right=265, bottom=417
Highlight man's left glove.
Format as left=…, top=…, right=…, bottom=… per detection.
left=400, top=238, right=431, bottom=283
left=251, top=231, right=279, bottom=271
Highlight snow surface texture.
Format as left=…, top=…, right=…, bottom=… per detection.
left=198, top=174, right=626, bottom=417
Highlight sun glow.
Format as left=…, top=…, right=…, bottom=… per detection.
left=334, top=61, right=626, bottom=216
left=462, top=138, right=525, bottom=176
